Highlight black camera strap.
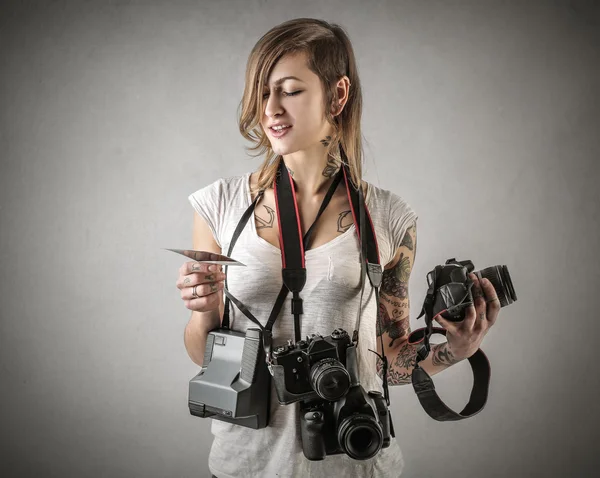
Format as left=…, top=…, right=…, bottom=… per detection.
left=406, top=269, right=492, bottom=421
left=273, top=155, right=384, bottom=341
left=219, top=152, right=390, bottom=403
left=221, top=160, right=344, bottom=357
left=340, top=156, right=391, bottom=406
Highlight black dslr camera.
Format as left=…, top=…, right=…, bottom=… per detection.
left=270, top=328, right=393, bottom=461
left=422, top=258, right=517, bottom=323
left=406, top=258, right=517, bottom=421
left=298, top=336, right=393, bottom=461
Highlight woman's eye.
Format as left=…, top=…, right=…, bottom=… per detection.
left=262, top=91, right=302, bottom=99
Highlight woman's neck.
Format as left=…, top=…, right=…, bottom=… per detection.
left=281, top=153, right=340, bottom=198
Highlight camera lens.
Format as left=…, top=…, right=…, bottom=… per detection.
left=474, top=265, right=517, bottom=307
left=338, top=415, right=383, bottom=460
left=309, top=358, right=351, bottom=401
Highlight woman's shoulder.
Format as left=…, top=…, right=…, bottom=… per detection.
left=363, top=180, right=394, bottom=206
left=364, top=181, right=417, bottom=219
left=187, top=174, right=251, bottom=230
left=211, top=172, right=250, bottom=189
left=189, top=172, right=249, bottom=199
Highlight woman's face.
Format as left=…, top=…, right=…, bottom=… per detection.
left=261, top=51, right=332, bottom=157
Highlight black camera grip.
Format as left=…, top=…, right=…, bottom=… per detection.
left=369, top=391, right=393, bottom=445
left=300, top=410, right=326, bottom=461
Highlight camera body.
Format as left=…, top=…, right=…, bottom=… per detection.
left=270, top=327, right=393, bottom=461
left=300, top=388, right=392, bottom=461
left=269, top=328, right=354, bottom=405
left=188, top=327, right=271, bottom=429
left=298, top=343, right=392, bottom=461
left=430, top=259, right=517, bottom=322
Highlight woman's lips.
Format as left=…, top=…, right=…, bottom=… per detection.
left=269, top=125, right=292, bottom=138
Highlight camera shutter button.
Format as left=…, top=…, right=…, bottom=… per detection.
left=273, top=345, right=289, bottom=357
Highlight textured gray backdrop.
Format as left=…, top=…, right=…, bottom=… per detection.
left=1, top=1, right=599, bottom=477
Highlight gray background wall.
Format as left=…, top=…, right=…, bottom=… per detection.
left=1, top=0, right=598, bottom=477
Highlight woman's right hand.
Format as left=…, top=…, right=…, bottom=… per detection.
left=176, top=261, right=226, bottom=312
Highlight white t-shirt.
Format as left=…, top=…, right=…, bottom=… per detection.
left=188, top=171, right=418, bottom=478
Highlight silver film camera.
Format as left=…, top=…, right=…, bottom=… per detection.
left=188, top=327, right=271, bottom=429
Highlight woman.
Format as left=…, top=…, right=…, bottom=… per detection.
left=176, top=18, right=500, bottom=478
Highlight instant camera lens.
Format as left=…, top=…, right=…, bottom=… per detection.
left=474, top=265, right=517, bottom=307
left=337, top=415, right=383, bottom=460
left=309, top=358, right=351, bottom=401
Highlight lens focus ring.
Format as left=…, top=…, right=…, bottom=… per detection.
left=338, top=414, right=383, bottom=460
left=309, top=358, right=351, bottom=401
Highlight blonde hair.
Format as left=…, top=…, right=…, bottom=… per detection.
left=237, top=18, right=365, bottom=194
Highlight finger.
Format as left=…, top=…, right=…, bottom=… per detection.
left=195, top=282, right=225, bottom=299
left=469, top=273, right=487, bottom=322
left=202, top=270, right=227, bottom=284
left=481, top=278, right=501, bottom=326
left=462, top=301, right=477, bottom=331
left=184, top=281, right=224, bottom=300
left=181, top=261, right=210, bottom=275
left=434, top=313, right=460, bottom=334
left=187, top=261, right=224, bottom=274
left=176, top=275, right=194, bottom=290
left=177, top=271, right=226, bottom=289
left=184, top=290, right=221, bottom=310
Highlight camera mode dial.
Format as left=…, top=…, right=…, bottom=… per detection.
left=331, top=328, right=348, bottom=340
left=272, top=344, right=291, bottom=358
left=296, top=340, right=309, bottom=349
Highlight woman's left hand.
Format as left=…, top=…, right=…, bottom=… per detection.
left=434, top=273, right=501, bottom=361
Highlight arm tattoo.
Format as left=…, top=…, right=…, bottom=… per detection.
left=400, top=226, right=414, bottom=250
left=431, top=342, right=460, bottom=366
left=377, top=356, right=412, bottom=384
left=376, top=223, right=418, bottom=385
left=337, top=210, right=352, bottom=233
left=377, top=299, right=408, bottom=347
left=377, top=343, right=460, bottom=385
left=393, top=341, right=417, bottom=369
left=378, top=253, right=411, bottom=346
left=255, top=205, right=275, bottom=229
left=375, top=342, right=417, bottom=385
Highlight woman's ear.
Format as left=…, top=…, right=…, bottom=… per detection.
left=331, top=101, right=343, bottom=116
left=332, top=76, right=350, bottom=117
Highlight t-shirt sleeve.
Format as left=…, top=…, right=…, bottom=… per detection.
left=187, top=179, right=224, bottom=248
left=388, top=192, right=418, bottom=255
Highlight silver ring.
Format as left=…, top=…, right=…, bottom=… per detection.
left=192, top=285, right=199, bottom=299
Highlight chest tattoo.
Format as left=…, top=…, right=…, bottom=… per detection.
left=337, top=210, right=353, bottom=233
left=255, top=205, right=275, bottom=229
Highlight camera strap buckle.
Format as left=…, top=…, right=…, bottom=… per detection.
left=366, top=262, right=383, bottom=288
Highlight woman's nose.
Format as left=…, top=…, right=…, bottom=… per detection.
left=264, top=95, right=284, bottom=118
